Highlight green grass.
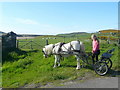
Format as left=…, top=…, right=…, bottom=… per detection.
left=2, top=34, right=119, bottom=88
left=2, top=49, right=95, bottom=88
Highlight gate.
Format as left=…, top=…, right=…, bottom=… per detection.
left=17, top=40, right=44, bottom=50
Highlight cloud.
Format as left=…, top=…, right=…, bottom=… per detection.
left=15, top=18, right=39, bottom=25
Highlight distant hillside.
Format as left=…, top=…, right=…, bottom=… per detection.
left=69, top=32, right=87, bottom=34
left=17, top=34, right=42, bottom=37
left=0, top=31, right=6, bottom=34
left=57, top=32, right=87, bottom=37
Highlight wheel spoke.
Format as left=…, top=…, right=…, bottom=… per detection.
left=94, top=62, right=108, bottom=76
left=101, top=58, right=112, bottom=69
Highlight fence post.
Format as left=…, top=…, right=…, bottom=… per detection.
left=46, top=39, right=49, bottom=45
left=118, top=39, right=120, bottom=45
left=63, top=36, right=65, bottom=42
left=16, top=40, right=19, bottom=48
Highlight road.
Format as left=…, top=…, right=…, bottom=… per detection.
left=23, top=71, right=119, bottom=88
left=54, top=77, right=118, bottom=88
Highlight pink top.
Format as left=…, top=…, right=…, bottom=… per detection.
left=92, top=40, right=99, bottom=53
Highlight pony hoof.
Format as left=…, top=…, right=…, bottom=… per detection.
left=76, top=67, right=80, bottom=70
left=58, top=64, right=61, bottom=67
left=53, top=66, right=57, bottom=68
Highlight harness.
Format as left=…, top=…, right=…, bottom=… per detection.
left=58, top=42, right=66, bottom=52
left=53, top=40, right=81, bottom=55
left=70, top=40, right=81, bottom=53
left=43, top=40, right=82, bottom=56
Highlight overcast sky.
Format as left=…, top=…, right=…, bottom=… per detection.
left=0, top=2, right=118, bottom=35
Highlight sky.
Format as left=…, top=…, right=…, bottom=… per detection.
left=0, top=2, right=118, bottom=35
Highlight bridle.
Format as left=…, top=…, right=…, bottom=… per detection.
left=42, top=47, right=48, bottom=58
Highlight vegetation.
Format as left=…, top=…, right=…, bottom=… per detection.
left=98, top=36, right=118, bottom=41
left=98, top=29, right=120, bottom=39
left=99, top=29, right=119, bottom=33
left=2, top=33, right=119, bottom=88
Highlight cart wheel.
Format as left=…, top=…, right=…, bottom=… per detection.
left=94, top=61, right=108, bottom=76
left=101, top=58, right=112, bottom=69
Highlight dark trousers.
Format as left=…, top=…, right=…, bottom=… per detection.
left=92, top=50, right=100, bottom=64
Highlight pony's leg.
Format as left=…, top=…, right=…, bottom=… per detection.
left=57, top=56, right=61, bottom=67
left=76, top=55, right=81, bottom=70
left=53, top=55, right=58, bottom=68
left=53, top=55, right=61, bottom=68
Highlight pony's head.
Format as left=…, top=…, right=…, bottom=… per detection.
left=42, top=44, right=54, bottom=58
left=42, top=47, right=48, bottom=58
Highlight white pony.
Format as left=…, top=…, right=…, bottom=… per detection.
left=42, top=40, right=86, bottom=70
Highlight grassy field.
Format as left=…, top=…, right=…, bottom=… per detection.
left=2, top=33, right=119, bottom=88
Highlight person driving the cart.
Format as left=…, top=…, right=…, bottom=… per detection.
left=91, top=34, right=100, bottom=64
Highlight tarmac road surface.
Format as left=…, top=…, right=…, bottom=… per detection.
left=55, top=77, right=119, bottom=88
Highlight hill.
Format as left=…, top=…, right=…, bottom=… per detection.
left=57, top=32, right=87, bottom=37
left=0, top=31, right=6, bottom=34
left=17, top=34, right=42, bottom=37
